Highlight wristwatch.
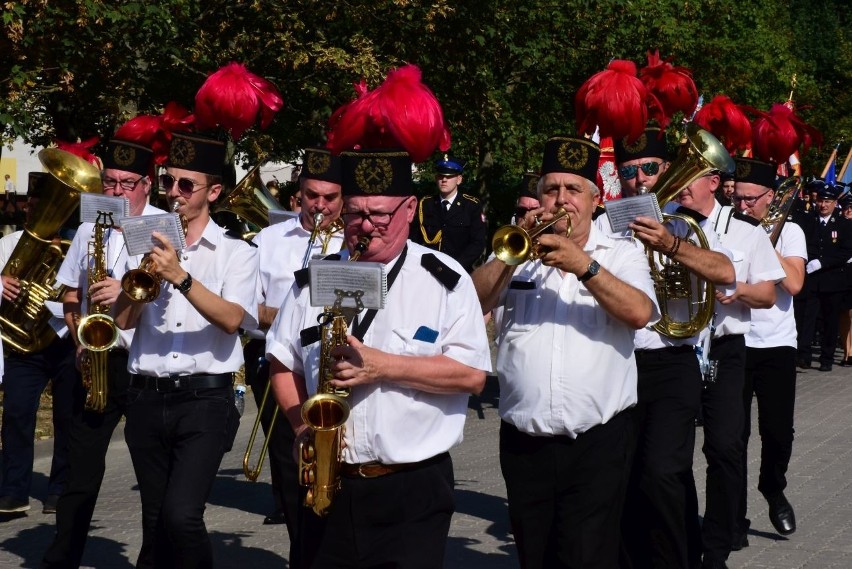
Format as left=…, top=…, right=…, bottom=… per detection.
left=176, top=273, right=193, bottom=294
left=578, top=260, right=600, bottom=283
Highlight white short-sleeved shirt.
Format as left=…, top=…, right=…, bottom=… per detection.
left=0, top=230, right=68, bottom=338
left=494, top=224, right=659, bottom=438
left=746, top=222, right=807, bottom=348
left=594, top=203, right=732, bottom=349
left=55, top=204, right=165, bottom=349
left=128, top=218, right=259, bottom=376
left=266, top=241, right=492, bottom=465
left=247, top=215, right=344, bottom=339
left=706, top=202, right=786, bottom=338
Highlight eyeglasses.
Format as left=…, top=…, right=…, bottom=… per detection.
left=732, top=189, right=771, bottom=206
left=618, top=162, right=661, bottom=180
left=341, top=200, right=408, bottom=228
left=102, top=175, right=145, bottom=191
left=159, top=174, right=211, bottom=197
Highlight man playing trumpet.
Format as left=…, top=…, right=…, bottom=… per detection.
left=473, top=136, right=658, bottom=569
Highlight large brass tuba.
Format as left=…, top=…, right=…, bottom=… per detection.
left=647, top=124, right=735, bottom=339
left=214, top=162, right=284, bottom=239
left=491, top=209, right=573, bottom=266
left=760, top=176, right=802, bottom=246
left=78, top=211, right=120, bottom=411
left=0, top=149, right=102, bottom=354
left=299, top=236, right=370, bottom=516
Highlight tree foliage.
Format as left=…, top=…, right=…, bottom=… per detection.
left=1, top=0, right=849, bottom=224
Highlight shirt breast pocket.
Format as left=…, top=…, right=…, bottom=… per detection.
left=504, top=284, right=540, bottom=332
left=391, top=328, right=442, bottom=357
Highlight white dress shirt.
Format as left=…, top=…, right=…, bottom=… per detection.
left=266, top=241, right=492, bottom=464
left=248, top=215, right=344, bottom=339
left=494, top=224, right=658, bottom=438
left=746, top=222, right=807, bottom=349
left=55, top=203, right=165, bottom=350
left=706, top=202, right=786, bottom=338
left=128, top=218, right=259, bottom=376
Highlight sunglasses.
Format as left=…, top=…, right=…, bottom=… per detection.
left=618, top=162, right=661, bottom=180
left=159, top=174, right=211, bottom=197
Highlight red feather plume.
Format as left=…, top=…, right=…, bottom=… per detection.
left=55, top=137, right=102, bottom=169
left=194, top=62, right=284, bottom=140
left=326, top=64, right=451, bottom=163
left=748, top=103, right=822, bottom=164
left=575, top=59, right=664, bottom=143
left=693, top=95, right=752, bottom=154
left=639, top=50, right=699, bottom=122
left=113, top=102, right=194, bottom=166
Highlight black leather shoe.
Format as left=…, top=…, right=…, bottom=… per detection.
left=766, top=492, right=796, bottom=535
left=42, top=494, right=60, bottom=514
left=263, top=511, right=286, bottom=525
left=819, top=363, right=832, bottom=372
left=796, top=358, right=811, bottom=370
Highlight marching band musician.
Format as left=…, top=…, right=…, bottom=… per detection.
left=0, top=174, right=76, bottom=516
left=244, top=147, right=344, bottom=563
left=599, top=127, right=736, bottom=569
left=677, top=161, right=785, bottom=569
left=473, top=136, right=658, bottom=569
left=113, top=131, right=258, bottom=568
left=43, top=137, right=166, bottom=568
left=731, top=159, right=807, bottom=548
left=267, top=147, right=491, bottom=568
left=411, top=155, right=487, bottom=273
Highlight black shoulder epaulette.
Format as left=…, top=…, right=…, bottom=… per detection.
left=421, top=253, right=461, bottom=290
left=461, top=193, right=480, bottom=204
left=225, top=229, right=258, bottom=246
left=733, top=211, right=760, bottom=226
left=295, top=253, right=342, bottom=288
left=675, top=206, right=708, bottom=224
left=300, top=325, right=321, bottom=347
left=592, top=204, right=606, bottom=221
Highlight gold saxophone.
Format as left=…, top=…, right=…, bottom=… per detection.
left=299, top=236, right=370, bottom=516
left=78, top=212, right=120, bottom=412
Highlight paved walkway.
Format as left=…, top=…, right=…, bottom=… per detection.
left=1, top=363, right=852, bottom=568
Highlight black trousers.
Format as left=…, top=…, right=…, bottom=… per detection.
left=243, top=339, right=300, bottom=564
left=500, top=412, right=633, bottom=569
left=301, top=453, right=455, bottom=569
left=795, top=290, right=844, bottom=366
left=688, top=334, right=746, bottom=565
left=0, top=335, right=76, bottom=501
left=621, top=347, right=702, bottom=569
left=737, top=346, right=797, bottom=534
left=42, top=349, right=142, bottom=569
left=124, top=383, right=239, bottom=569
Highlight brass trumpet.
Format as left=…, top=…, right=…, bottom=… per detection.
left=492, top=209, right=573, bottom=266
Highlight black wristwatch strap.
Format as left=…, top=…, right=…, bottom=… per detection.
left=578, top=260, right=600, bottom=283
left=176, top=273, right=193, bottom=294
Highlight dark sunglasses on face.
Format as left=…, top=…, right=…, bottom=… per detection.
left=159, top=173, right=210, bottom=197
left=618, top=162, right=661, bottom=180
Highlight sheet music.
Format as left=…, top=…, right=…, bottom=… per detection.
left=309, top=260, right=386, bottom=309
left=80, top=193, right=129, bottom=224
left=120, top=213, right=187, bottom=256
left=605, top=194, right=664, bottom=233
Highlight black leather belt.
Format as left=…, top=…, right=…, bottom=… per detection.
left=339, top=452, right=449, bottom=479
left=129, top=373, right=233, bottom=392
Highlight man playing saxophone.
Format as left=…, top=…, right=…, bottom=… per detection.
left=243, top=147, right=344, bottom=564
left=473, top=136, right=658, bottom=569
left=267, top=147, right=492, bottom=568
left=43, top=136, right=166, bottom=568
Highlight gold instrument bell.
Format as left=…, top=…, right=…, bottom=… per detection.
left=491, top=209, right=573, bottom=266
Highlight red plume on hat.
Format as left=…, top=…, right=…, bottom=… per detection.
left=55, top=137, right=102, bottom=169
left=326, top=64, right=451, bottom=163
left=693, top=95, right=752, bottom=154
left=748, top=103, right=822, bottom=164
left=113, top=102, right=194, bottom=166
left=575, top=59, right=664, bottom=143
left=194, top=62, right=284, bottom=140
left=639, top=50, right=698, bottom=123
